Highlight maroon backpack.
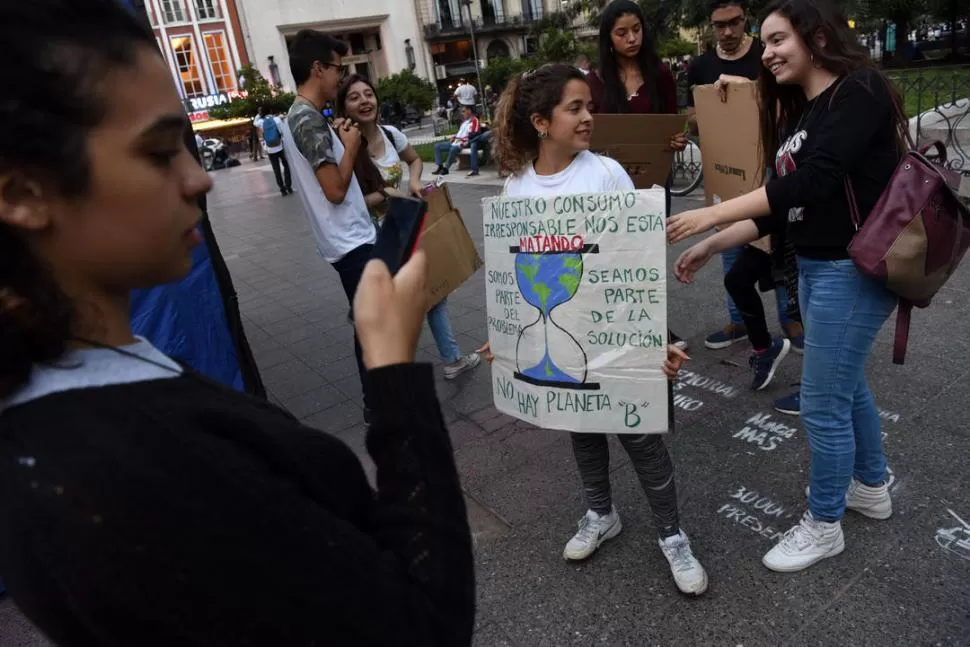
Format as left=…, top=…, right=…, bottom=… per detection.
left=833, top=76, right=970, bottom=364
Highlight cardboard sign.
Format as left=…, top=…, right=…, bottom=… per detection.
left=590, top=114, right=686, bottom=190
left=482, top=188, right=669, bottom=434
left=419, top=183, right=483, bottom=308
left=693, top=81, right=770, bottom=251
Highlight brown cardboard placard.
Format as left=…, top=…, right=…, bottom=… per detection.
left=419, top=186, right=483, bottom=308
left=423, top=182, right=454, bottom=224
left=693, top=81, right=771, bottom=252
left=589, top=114, right=687, bottom=189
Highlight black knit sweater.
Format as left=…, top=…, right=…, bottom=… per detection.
left=0, top=364, right=475, bottom=647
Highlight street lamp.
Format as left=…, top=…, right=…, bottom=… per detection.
left=461, top=0, right=491, bottom=122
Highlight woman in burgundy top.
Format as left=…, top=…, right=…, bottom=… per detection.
left=587, top=0, right=689, bottom=347
left=587, top=1, right=685, bottom=124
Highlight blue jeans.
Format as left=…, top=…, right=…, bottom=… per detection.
left=427, top=297, right=461, bottom=363
left=721, top=246, right=792, bottom=326
left=469, top=132, right=491, bottom=172
left=434, top=142, right=460, bottom=168
left=799, top=258, right=897, bottom=522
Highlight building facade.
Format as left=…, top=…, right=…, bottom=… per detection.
left=144, top=0, right=251, bottom=123
left=234, top=0, right=432, bottom=92
left=415, top=0, right=565, bottom=96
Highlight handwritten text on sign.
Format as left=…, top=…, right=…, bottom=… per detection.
left=482, top=189, right=668, bottom=434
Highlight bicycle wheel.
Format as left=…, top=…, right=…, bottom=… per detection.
left=670, top=168, right=703, bottom=197
left=669, top=136, right=703, bottom=197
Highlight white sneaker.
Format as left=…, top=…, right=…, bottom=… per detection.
left=563, top=507, right=622, bottom=561
left=846, top=479, right=893, bottom=519
left=805, top=478, right=893, bottom=520
left=659, top=531, right=708, bottom=595
left=763, top=512, right=845, bottom=573
left=443, top=352, right=481, bottom=380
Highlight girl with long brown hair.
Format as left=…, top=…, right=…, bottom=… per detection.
left=668, top=0, right=903, bottom=573
left=337, top=74, right=482, bottom=380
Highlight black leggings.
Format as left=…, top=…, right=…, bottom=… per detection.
left=570, top=432, right=680, bottom=538
left=332, top=244, right=374, bottom=409
left=724, top=245, right=800, bottom=351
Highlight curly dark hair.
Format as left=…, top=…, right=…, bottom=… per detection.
left=491, top=64, right=589, bottom=177
left=0, top=0, right=156, bottom=397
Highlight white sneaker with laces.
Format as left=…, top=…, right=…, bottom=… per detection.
left=444, top=352, right=481, bottom=380
left=659, top=531, right=708, bottom=595
left=805, top=478, right=893, bottom=520
left=763, top=512, right=844, bottom=573
left=563, top=507, right=622, bottom=561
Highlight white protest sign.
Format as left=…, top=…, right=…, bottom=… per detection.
left=483, top=188, right=669, bottom=434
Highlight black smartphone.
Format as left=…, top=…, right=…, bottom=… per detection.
left=372, top=196, right=428, bottom=275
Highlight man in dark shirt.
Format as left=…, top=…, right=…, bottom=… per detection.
left=686, top=0, right=763, bottom=135
left=686, top=0, right=804, bottom=370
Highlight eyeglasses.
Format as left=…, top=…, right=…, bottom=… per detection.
left=317, top=61, right=348, bottom=77
left=712, top=16, right=745, bottom=30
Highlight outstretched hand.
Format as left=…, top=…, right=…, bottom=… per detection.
left=673, top=241, right=715, bottom=284
left=667, top=208, right=716, bottom=244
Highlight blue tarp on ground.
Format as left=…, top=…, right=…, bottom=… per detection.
left=130, top=230, right=245, bottom=392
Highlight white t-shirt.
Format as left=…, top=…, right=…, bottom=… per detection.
left=373, top=125, right=410, bottom=190
left=283, top=100, right=376, bottom=263
left=503, top=150, right=634, bottom=197
left=2, top=337, right=181, bottom=411
left=253, top=115, right=284, bottom=154
left=454, top=83, right=478, bottom=107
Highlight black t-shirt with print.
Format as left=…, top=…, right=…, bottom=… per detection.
left=755, top=69, right=900, bottom=260
left=686, top=40, right=765, bottom=107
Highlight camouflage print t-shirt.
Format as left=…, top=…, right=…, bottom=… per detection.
left=285, top=98, right=337, bottom=170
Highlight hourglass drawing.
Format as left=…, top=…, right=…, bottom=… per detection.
left=512, top=246, right=601, bottom=391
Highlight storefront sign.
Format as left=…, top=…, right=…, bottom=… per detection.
left=184, top=90, right=248, bottom=122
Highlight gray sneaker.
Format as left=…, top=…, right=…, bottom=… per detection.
left=444, top=352, right=481, bottom=380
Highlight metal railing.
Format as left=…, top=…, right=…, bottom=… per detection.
left=888, top=65, right=970, bottom=171
left=422, top=10, right=543, bottom=38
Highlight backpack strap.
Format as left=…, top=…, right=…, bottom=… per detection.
left=380, top=125, right=400, bottom=150
left=893, top=300, right=912, bottom=365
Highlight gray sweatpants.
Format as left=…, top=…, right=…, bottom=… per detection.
left=569, top=431, right=680, bottom=538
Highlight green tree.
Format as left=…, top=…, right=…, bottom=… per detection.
left=563, top=0, right=686, bottom=38
left=657, top=36, right=698, bottom=59
left=538, top=28, right=582, bottom=63
left=209, top=64, right=294, bottom=120
left=481, top=55, right=535, bottom=93
left=375, top=68, right=436, bottom=112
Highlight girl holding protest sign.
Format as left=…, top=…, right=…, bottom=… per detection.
left=482, top=63, right=708, bottom=596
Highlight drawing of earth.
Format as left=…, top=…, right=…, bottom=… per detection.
left=514, top=253, right=584, bottom=384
